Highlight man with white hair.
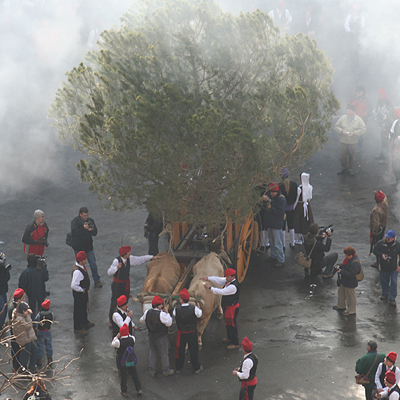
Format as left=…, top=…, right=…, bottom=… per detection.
left=22, top=209, right=49, bottom=256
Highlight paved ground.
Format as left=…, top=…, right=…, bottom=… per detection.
left=1, top=116, right=400, bottom=400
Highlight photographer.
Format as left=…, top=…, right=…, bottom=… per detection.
left=373, top=230, right=400, bottom=307
left=304, top=223, right=338, bottom=277
left=0, top=253, right=11, bottom=329
left=18, top=253, right=49, bottom=316
left=333, top=247, right=361, bottom=315
left=71, top=207, right=102, bottom=288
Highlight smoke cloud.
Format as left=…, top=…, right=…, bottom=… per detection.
left=2, top=0, right=400, bottom=200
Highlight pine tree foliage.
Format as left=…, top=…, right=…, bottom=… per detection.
left=50, top=0, right=339, bottom=227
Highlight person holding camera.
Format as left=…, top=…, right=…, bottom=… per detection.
left=373, top=230, right=400, bottom=307
left=22, top=209, right=49, bottom=256
left=304, top=223, right=338, bottom=277
left=71, top=207, right=102, bottom=288
left=18, top=253, right=49, bottom=317
left=0, top=253, right=11, bottom=329
left=333, top=246, right=361, bottom=315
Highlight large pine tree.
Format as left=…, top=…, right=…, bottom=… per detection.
left=50, top=0, right=339, bottom=227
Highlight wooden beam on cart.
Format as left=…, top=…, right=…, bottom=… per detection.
left=172, top=252, right=200, bottom=295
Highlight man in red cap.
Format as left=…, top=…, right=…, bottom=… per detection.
left=111, top=295, right=140, bottom=338
left=173, top=288, right=203, bottom=374
left=203, top=268, right=240, bottom=349
left=233, top=337, right=258, bottom=400
left=107, top=246, right=160, bottom=325
left=376, top=371, right=400, bottom=400
left=112, top=324, right=142, bottom=396
left=369, top=190, right=388, bottom=268
left=71, top=251, right=94, bottom=335
left=262, top=183, right=287, bottom=267
left=140, top=295, right=174, bottom=377
left=34, top=299, right=54, bottom=369
left=375, top=352, right=400, bottom=394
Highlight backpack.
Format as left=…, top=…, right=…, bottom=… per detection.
left=66, top=232, right=73, bottom=247
left=120, top=346, right=137, bottom=367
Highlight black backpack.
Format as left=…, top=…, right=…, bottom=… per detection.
left=66, top=232, right=73, bottom=247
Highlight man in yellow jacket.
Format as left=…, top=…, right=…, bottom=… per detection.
left=335, top=103, right=366, bottom=176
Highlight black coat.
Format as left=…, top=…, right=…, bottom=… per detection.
left=19, top=265, right=49, bottom=299
left=0, top=263, right=10, bottom=295
left=304, top=234, right=332, bottom=271
left=262, top=192, right=287, bottom=230
left=373, top=239, right=400, bottom=272
left=71, top=216, right=98, bottom=252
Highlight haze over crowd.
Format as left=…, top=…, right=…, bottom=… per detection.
left=2, top=0, right=400, bottom=199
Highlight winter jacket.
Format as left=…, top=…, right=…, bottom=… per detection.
left=70, top=216, right=97, bottom=252
left=19, top=265, right=49, bottom=300
left=263, top=192, right=287, bottom=230
left=373, top=239, right=400, bottom=272
left=12, top=311, right=36, bottom=347
left=355, top=351, right=385, bottom=390
left=369, top=197, right=388, bottom=236
left=22, top=220, right=49, bottom=256
left=334, top=114, right=366, bottom=144
left=339, top=255, right=361, bottom=288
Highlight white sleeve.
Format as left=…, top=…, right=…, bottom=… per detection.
left=285, top=9, right=292, bottom=23
left=208, top=276, right=226, bottom=286
left=211, top=284, right=237, bottom=296
left=390, top=120, right=398, bottom=135
left=396, top=367, right=400, bottom=385
left=111, top=336, right=120, bottom=348
left=71, top=270, right=84, bottom=292
left=375, top=363, right=383, bottom=389
left=129, top=255, right=153, bottom=266
left=112, top=313, right=132, bottom=329
left=344, top=15, right=351, bottom=32
left=160, top=310, right=173, bottom=327
left=268, top=10, right=274, bottom=21
left=107, top=258, right=119, bottom=276
left=236, top=358, right=253, bottom=380
left=139, top=309, right=148, bottom=325
left=194, top=306, right=202, bottom=318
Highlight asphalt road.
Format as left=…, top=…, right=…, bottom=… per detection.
left=1, top=116, right=400, bottom=400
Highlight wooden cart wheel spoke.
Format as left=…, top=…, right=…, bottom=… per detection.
left=236, top=212, right=254, bottom=283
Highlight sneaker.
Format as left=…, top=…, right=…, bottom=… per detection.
left=222, top=337, right=231, bottom=343
left=163, top=369, right=175, bottom=377
left=174, top=368, right=181, bottom=374
left=342, top=310, right=355, bottom=315
left=227, top=344, right=239, bottom=350
left=380, top=294, right=389, bottom=301
left=194, top=365, right=203, bottom=374
left=332, top=306, right=345, bottom=311
left=137, top=389, right=143, bottom=395
left=275, top=262, right=284, bottom=268
left=294, top=240, right=303, bottom=245
left=74, top=329, right=88, bottom=335
left=85, top=321, right=95, bottom=329
left=289, top=244, right=295, bottom=249
left=337, top=169, right=347, bottom=175
left=121, top=391, right=128, bottom=397
left=95, top=281, right=103, bottom=288
left=389, top=299, right=397, bottom=307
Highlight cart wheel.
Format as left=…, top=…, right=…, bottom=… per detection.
left=236, top=212, right=254, bottom=283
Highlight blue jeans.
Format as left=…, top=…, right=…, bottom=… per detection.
left=380, top=270, right=398, bottom=301
left=37, top=330, right=53, bottom=359
left=267, top=228, right=285, bottom=263
left=20, top=341, right=37, bottom=371
left=0, top=293, right=8, bottom=329
left=74, top=249, right=100, bottom=282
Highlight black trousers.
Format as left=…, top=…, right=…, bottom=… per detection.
left=148, top=237, right=159, bottom=256
left=239, top=384, right=256, bottom=400
left=120, top=366, right=141, bottom=393
left=225, top=307, right=239, bottom=346
left=175, top=330, right=200, bottom=371
left=73, top=290, right=89, bottom=330
left=109, top=281, right=130, bottom=320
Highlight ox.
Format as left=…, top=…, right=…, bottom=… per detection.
left=141, top=252, right=181, bottom=312
left=188, top=252, right=224, bottom=348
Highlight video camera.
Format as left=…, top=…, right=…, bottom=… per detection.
left=36, top=255, right=47, bottom=269
left=319, top=224, right=334, bottom=236
left=0, top=252, right=11, bottom=270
